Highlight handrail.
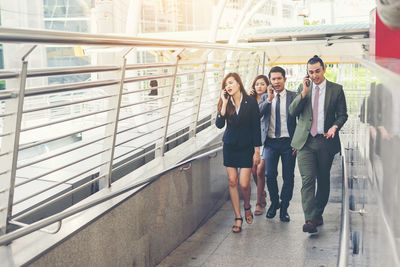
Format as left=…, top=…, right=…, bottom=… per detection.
left=0, top=61, right=221, bottom=80
left=0, top=27, right=259, bottom=51
left=337, top=142, right=349, bottom=267
left=0, top=144, right=222, bottom=246
left=0, top=27, right=262, bottom=240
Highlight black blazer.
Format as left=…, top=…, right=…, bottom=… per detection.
left=216, top=94, right=262, bottom=148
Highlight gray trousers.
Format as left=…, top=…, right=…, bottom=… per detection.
left=297, top=135, right=335, bottom=221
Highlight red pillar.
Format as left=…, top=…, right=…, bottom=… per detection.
left=370, top=8, right=400, bottom=74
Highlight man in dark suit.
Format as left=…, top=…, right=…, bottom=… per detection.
left=259, top=66, right=297, bottom=222
left=289, top=55, right=348, bottom=234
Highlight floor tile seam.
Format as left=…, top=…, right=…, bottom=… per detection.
left=198, top=229, right=233, bottom=266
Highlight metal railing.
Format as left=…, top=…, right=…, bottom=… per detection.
left=338, top=141, right=350, bottom=267
left=0, top=27, right=263, bottom=239
left=336, top=57, right=400, bottom=266
left=0, top=144, right=223, bottom=246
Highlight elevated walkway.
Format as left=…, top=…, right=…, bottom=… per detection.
left=1, top=27, right=400, bottom=266
left=159, top=155, right=343, bottom=267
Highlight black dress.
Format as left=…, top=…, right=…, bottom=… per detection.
left=222, top=143, right=254, bottom=168
left=216, top=94, right=262, bottom=168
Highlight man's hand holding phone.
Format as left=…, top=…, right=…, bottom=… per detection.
left=267, top=85, right=275, bottom=102
left=301, top=75, right=311, bottom=99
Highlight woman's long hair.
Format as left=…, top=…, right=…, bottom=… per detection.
left=251, top=75, right=269, bottom=97
left=217, top=72, right=247, bottom=123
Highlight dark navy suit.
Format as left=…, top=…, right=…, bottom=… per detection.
left=216, top=94, right=261, bottom=168
left=259, top=90, right=297, bottom=207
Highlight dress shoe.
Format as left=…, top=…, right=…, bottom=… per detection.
left=266, top=202, right=280, bottom=219
left=313, top=215, right=323, bottom=226
left=302, top=221, right=318, bottom=234
left=279, top=207, right=290, bottom=222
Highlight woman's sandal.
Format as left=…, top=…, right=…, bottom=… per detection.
left=232, top=217, right=243, bottom=233
left=254, top=203, right=264, bottom=216
left=244, top=205, right=254, bottom=224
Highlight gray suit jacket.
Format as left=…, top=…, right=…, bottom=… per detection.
left=259, top=90, right=297, bottom=145
left=289, top=80, right=348, bottom=154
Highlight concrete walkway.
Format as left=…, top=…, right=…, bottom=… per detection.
left=158, top=155, right=343, bottom=267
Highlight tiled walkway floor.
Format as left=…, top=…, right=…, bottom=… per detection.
left=158, top=156, right=343, bottom=267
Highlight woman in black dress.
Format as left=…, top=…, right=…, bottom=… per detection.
left=216, top=73, right=262, bottom=233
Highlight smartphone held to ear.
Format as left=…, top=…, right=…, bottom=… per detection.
left=224, top=90, right=229, bottom=99
left=269, top=86, right=274, bottom=94
left=305, top=75, right=310, bottom=87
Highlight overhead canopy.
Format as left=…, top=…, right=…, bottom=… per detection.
left=139, top=23, right=370, bottom=65
left=239, top=23, right=370, bottom=65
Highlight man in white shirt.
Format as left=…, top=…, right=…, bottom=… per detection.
left=259, top=66, right=297, bottom=222
left=289, top=56, right=348, bottom=234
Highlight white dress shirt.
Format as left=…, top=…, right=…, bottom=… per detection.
left=312, top=79, right=326, bottom=134
left=230, top=93, right=243, bottom=114
left=267, top=89, right=289, bottom=138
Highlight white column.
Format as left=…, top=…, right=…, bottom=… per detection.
left=208, top=0, right=228, bottom=43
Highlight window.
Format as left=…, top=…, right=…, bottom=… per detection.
left=283, top=4, right=292, bottom=19
left=46, top=47, right=90, bottom=84
left=43, top=0, right=91, bottom=18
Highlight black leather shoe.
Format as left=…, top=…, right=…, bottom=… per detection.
left=279, top=207, right=290, bottom=222
left=303, top=221, right=318, bottom=234
left=266, top=202, right=280, bottom=219
left=313, top=215, right=323, bottom=226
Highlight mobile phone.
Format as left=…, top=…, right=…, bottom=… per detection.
left=305, top=75, right=310, bottom=87
left=269, top=85, right=274, bottom=94
left=224, top=90, right=229, bottom=99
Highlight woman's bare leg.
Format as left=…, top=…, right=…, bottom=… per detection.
left=251, top=153, right=258, bottom=185
left=226, top=167, right=242, bottom=227
left=239, top=168, right=253, bottom=223
left=257, top=160, right=266, bottom=207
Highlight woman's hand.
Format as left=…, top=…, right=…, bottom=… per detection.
left=220, top=89, right=229, bottom=103
left=219, top=89, right=229, bottom=116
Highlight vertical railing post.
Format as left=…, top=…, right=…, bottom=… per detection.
left=192, top=50, right=211, bottom=137
left=236, top=56, right=240, bottom=73
left=221, top=55, right=227, bottom=79
left=211, top=55, right=228, bottom=125
left=161, top=49, right=184, bottom=156
left=0, top=45, right=36, bottom=235
left=104, top=48, right=133, bottom=187
left=246, top=52, right=251, bottom=77
left=246, top=52, right=256, bottom=88
left=254, top=53, right=262, bottom=83
left=262, top=51, right=266, bottom=75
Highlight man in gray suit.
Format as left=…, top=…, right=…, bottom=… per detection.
left=289, top=56, right=348, bottom=233
left=259, top=66, right=297, bottom=222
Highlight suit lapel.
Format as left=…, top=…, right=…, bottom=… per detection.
left=324, top=80, right=332, bottom=121
left=285, top=91, right=290, bottom=116
left=285, top=91, right=293, bottom=128
left=237, top=94, right=248, bottom=120
left=307, top=84, right=313, bottom=116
